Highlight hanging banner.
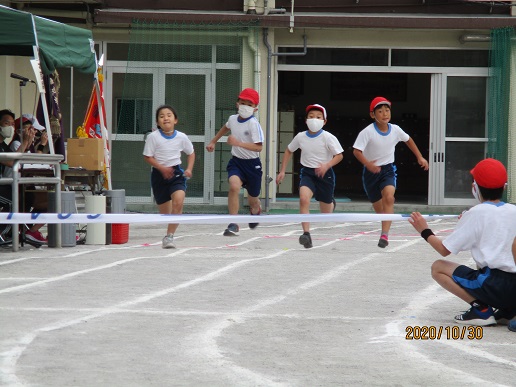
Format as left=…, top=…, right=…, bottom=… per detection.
left=79, top=80, right=106, bottom=139
left=76, top=56, right=111, bottom=189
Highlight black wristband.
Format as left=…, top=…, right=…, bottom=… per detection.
left=37, top=144, right=45, bottom=151
left=421, top=229, right=435, bottom=242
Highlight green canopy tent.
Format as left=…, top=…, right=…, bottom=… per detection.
left=0, top=5, right=97, bottom=154
left=0, top=5, right=96, bottom=74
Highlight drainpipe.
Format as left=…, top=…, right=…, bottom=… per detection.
left=290, top=0, right=295, bottom=33
left=262, top=28, right=307, bottom=212
left=246, top=30, right=260, bottom=97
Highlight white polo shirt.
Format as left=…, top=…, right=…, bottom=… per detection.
left=143, top=129, right=194, bottom=167
left=225, top=114, right=264, bottom=160
left=287, top=130, right=344, bottom=168
left=353, top=123, right=410, bottom=166
left=443, top=201, right=516, bottom=273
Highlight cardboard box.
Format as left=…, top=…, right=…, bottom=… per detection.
left=66, top=138, right=104, bottom=171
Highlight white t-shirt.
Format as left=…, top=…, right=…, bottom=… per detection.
left=2, top=140, right=25, bottom=178
left=443, top=201, right=516, bottom=273
left=9, top=140, right=21, bottom=152
left=225, top=114, right=264, bottom=160
left=287, top=130, right=344, bottom=168
left=142, top=129, right=194, bottom=167
left=353, top=123, right=410, bottom=166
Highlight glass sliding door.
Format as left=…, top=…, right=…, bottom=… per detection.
left=164, top=70, right=212, bottom=202
left=429, top=74, right=488, bottom=205
left=107, top=69, right=157, bottom=199
left=105, top=65, right=215, bottom=203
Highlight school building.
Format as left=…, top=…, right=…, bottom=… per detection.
left=1, top=0, right=515, bottom=211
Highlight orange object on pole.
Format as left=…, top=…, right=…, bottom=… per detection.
left=83, top=81, right=106, bottom=139
left=78, top=59, right=112, bottom=190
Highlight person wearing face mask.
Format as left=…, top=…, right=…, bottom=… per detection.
left=276, top=104, right=344, bottom=248
left=0, top=109, right=17, bottom=201
left=0, top=111, right=49, bottom=245
left=15, top=115, right=51, bottom=244
left=206, top=88, right=264, bottom=237
left=0, top=109, right=16, bottom=243
left=353, top=96, right=429, bottom=249
left=409, top=158, right=516, bottom=329
left=0, top=110, right=35, bottom=178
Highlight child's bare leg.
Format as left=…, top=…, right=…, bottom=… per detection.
left=228, top=175, right=243, bottom=215
left=372, top=199, right=385, bottom=231
left=319, top=201, right=333, bottom=213
left=431, top=260, right=475, bottom=303
left=164, top=190, right=186, bottom=235
left=380, top=185, right=396, bottom=234
left=247, top=195, right=261, bottom=215
left=299, top=186, right=312, bottom=233
left=158, top=200, right=175, bottom=234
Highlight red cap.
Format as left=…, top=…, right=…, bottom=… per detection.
left=470, top=158, right=507, bottom=188
left=370, top=96, right=391, bottom=112
left=238, top=88, right=259, bottom=105
left=305, top=104, right=327, bottom=120
left=14, top=116, right=31, bottom=129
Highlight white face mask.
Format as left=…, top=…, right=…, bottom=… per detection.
left=472, top=181, right=482, bottom=203
left=0, top=125, right=14, bottom=138
left=306, top=118, right=324, bottom=133
left=238, top=104, right=255, bottom=119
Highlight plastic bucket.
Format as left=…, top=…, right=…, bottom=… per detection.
left=111, top=223, right=129, bottom=244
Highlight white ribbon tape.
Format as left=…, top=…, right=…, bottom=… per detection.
left=0, top=212, right=457, bottom=225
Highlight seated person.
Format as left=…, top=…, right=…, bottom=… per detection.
left=0, top=111, right=48, bottom=244
left=10, top=114, right=48, bottom=154
left=0, top=109, right=16, bottom=205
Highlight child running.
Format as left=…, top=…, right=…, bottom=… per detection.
left=206, top=88, right=264, bottom=236
left=143, top=105, right=195, bottom=249
left=353, top=96, right=428, bottom=248
left=276, top=104, right=343, bottom=248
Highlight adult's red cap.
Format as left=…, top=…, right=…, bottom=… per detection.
left=370, top=96, right=391, bottom=112
left=238, top=88, right=259, bottom=105
left=470, top=158, right=507, bottom=188
left=305, top=104, right=327, bottom=120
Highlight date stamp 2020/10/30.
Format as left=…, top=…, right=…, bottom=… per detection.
left=405, top=325, right=483, bottom=340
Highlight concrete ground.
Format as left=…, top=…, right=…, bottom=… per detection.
left=1, top=215, right=515, bottom=386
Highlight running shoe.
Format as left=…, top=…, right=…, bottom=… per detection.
left=162, top=234, right=176, bottom=249
left=223, top=223, right=239, bottom=236
left=454, top=306, right=496, bottom=326
left=249, top=207, right=261, bottom=229
left=25, top=230, right=47, bottom=245
left=378, top=235, right=389, bottom=248
left=508, top=319, right=516, bottom=332
left=299, top=232, right=313, bottom=249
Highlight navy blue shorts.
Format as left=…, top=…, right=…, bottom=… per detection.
left=453, top=265, right=516, bottom=310
left=362, top=163, right=397, bottom=203
left=151, top=166, right=187, bottom=205
left=299, top=167, right=335, bottom=204
left=227, top=157, right=262, bottom=198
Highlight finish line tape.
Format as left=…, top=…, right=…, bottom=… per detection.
left=0, top=212, right=458, bottom=225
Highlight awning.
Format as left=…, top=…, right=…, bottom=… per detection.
left=0, top=5, right=96, bottom=74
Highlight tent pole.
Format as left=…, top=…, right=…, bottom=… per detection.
left=94, top=56, right=112, bottom=190
left=30, top=29, right=55, bottom=155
